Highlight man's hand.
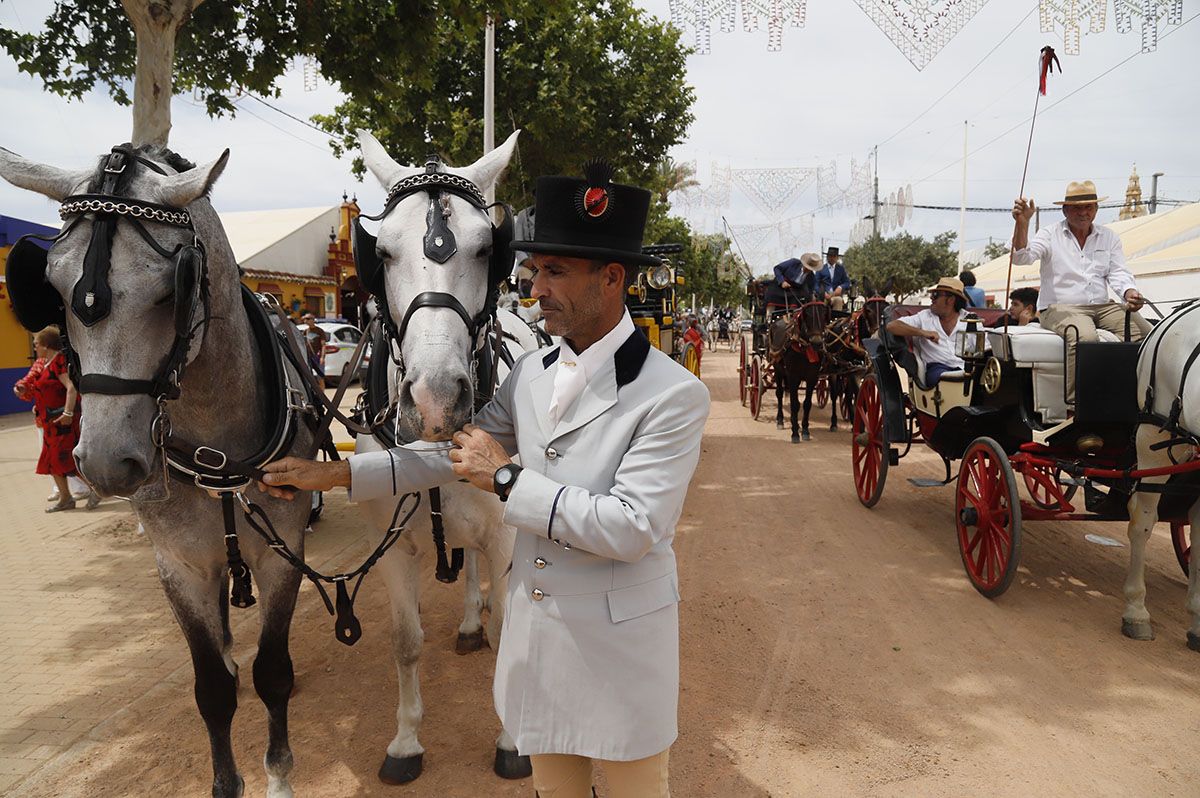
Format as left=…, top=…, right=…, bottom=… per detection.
left=259, top=457, right=351, bottom=501
left=1124, top=288, right=1146, bottom=312
left=449, top=424, right=512, bottom=493
left=1012, top=197, right=1036, bottom=223
left=923, top=330, right=941, bottom=341
left=833, top=287, right=844, bottom=296
left=781, top=281, right=792, bottom=289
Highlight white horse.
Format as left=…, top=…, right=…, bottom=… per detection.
left=352, top=130, right=537, bottom=784
left=1124, top=304, right=1200, bottom=647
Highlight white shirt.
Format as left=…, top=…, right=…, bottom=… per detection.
left=908, top=308, right=966, bottom=370
left=1012, top=219, right=1137, bottom=309
left=548, top=309, right=636, bottom=425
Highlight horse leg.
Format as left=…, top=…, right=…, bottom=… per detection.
left=830, top=377, right=839, bottom=431
left=158, top=558, right=243, bottom=798
left=247, top=551, right=302, bottom=798
left=1124, top=429, right=1170, bottom=641
left=801, top=375, right=813, bottom=441
left=456, top=550, right=487, bottom=654
left=480, top=526, right=532, bottom=780
left=788, top=370, right=800, bottom=443
left=377, top=538, right=427, bottom=784
left=775, top=371, right=785, bottom=430
left=1187, top=500, right=1200, bottom=651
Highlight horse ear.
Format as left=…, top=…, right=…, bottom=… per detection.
left=458, top=129, right=520, bottom=193
left=862, top=276, right=875, bottom=297
left=358, top=130, right=416, bottom=190
left=0, top=147, right=90, bottom=201
left=882, top=277, right=894, bottom=297
left=157, top=150, right=230, bottom=208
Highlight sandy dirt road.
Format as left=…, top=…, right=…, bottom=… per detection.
left=10, top=345, right=1200, bottom=797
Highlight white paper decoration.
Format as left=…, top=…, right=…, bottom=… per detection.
left=1114, top=0, right=1184, bottom=52
left=740, top=0, right=809, bottom=51
left=852, top=0, right=991, bottom=70
left=669, top=0, right=739, bottom=54
left=733, top=167, right=819, bottom=215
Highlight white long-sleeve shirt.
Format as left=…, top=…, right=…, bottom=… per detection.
left=1012, top=219, right=1137, bottom=309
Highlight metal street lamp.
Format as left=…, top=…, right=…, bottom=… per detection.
left=1150, top=172, right=1164, bottom=214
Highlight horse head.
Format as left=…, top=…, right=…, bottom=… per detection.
left=358, top=130, right=519, bottom=442
left=797, top=299, right=830, bottom=345
left=0, top=145, right=232, bottom=496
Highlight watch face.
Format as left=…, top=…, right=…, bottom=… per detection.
left=497, top=468, right=514, bottom=487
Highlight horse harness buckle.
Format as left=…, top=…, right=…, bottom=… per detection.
left=193, top=446, right=229, bottom=471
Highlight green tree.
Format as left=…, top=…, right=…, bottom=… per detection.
left=0, top=0, right=505, bottom=146
left=844, top=231, right=959, bottom=302
left=650, top=157, right=699, bottom=204
left=983, top=240, right=1010, bottom=261
left=314, top=0, right=695, bottom=207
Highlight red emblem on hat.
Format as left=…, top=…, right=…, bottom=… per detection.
left=583, top=186, right=609, bottom=218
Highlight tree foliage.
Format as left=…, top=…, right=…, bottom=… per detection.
left=982, top=240, right=1010, bottom=262
left=0, top=0, right=506, bottom=142
left=313, top=0, right=695, bottom=208
left=844, top=231, right=959, bottom=302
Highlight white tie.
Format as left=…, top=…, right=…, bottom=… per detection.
left=548, top=357, right=587, bottom=425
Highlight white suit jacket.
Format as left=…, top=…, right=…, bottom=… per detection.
left=349, top=331, right=710, bottom=760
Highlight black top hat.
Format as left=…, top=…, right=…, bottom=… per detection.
left=510, top=160, right=660, bottom=267
left=826, top=246, right=840, bottom=258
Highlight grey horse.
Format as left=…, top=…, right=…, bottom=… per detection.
left=0, top=145, right=311, bottom=798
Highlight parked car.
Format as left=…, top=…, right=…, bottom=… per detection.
left=740, top=317, right=752, bottom=331
left=296, top=321, right=370, bottom=386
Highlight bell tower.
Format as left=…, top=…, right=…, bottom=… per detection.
left=1119, top=165, right=1147, bottom=221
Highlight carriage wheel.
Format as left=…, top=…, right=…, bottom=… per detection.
left=1022, top=463, right=1078, bottom=510
left=682, top=342, right=701, bottom=377
left=1171, top=520, right=1191, bottom=577
left=815, top=377, right=829, bottom=409
left=738, top=336, right=748, bottom=406
left=851, top=375, right=888, bottom=507
left=749, top=357, right=763, bottom=420
left=956, top=437, right=1023, bottom=598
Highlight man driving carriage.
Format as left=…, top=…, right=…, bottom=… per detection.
left=884, top=276, right=969, bottom=386
left=1012, top=179, right=1151, bottom=401
left=773, top=252, right=820, bottom=299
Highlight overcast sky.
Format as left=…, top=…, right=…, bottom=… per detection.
left=2, top=0, right=1197, bottom=272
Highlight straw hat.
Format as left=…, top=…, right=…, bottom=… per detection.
left=931, top=276, right=967, bottom=302
left=1053, top=179, right=1108, bottom=206
left=800, top=253, right=822, bottom=272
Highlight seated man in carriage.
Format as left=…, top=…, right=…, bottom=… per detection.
left=884, top=277, right=969, bottom=386
left=1012, top=180, right=1151, bottom=402
left=815, top=246, right=852, bottom=314
left=987, top=286, right=1040, bottom=328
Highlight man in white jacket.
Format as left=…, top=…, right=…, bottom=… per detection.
left=260, top=162, right=709, bottom=797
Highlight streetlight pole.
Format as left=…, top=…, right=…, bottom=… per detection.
left=1150, top=171, right=1164, bottom=214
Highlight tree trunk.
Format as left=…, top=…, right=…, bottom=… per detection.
left=121, top=0, right=204, bottom=147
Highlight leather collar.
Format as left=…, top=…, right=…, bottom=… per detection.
left=542, top=330, right=650, bottom=388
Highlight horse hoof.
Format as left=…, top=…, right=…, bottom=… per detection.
left=791, top=434, right=800, bottom=444
left=1121, top=619, right=1155, bottom=641
left=456, top=630, right=486, bottom=655
left=830, top=424, right=838, bottom=432
left=802, top=431, right=812, bottom=441
left=1188, top=631, right=1200, bottom=652
left=379, top=753, right=423, bottom=785
left=494, top=747, right=532, bottom=780
left=776, top=421, right=784, bottom=430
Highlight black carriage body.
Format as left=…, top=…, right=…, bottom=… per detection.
left=627, top=243, right=684, bottom=360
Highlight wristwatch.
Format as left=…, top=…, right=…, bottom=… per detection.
left=493, top=464, right=523, bottom=502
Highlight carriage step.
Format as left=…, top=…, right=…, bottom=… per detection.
left=907, top=478, right=950, bottom=488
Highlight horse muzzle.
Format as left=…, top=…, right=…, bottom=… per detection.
left=74, top=437, right=154, bottom=497
left=398, top=369, right=473, bottom=441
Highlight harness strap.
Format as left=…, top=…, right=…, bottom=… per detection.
left=1142, top=298, right=1200, bottom=413
left=220, top=492, right=256, bottom=609
left=1168, top=339, right=1200, bottom=428
left=428, top=487, right=464, bottom=584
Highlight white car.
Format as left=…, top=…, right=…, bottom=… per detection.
left=297, top=321, right=370, bottom=386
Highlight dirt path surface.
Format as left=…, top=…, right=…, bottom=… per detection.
left=7, top=346, right=1200, bottom=797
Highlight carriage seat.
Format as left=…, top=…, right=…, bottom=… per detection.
left=988, top=324, right=1120, bottom=366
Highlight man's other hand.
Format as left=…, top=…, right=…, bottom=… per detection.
left=1124, top=288, right=1146, bottom=312
left=259, top=457, right=351, bottom=500
left=449, top=424, right=512, bottom=493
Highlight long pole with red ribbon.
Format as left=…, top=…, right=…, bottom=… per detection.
left=1004, top=46, right=1061, bottom=334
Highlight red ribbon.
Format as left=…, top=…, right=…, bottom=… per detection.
left=1039, top=45, right=1061, bottom=96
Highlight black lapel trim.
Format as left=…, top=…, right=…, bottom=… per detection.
left=542, top=347, right=560, bottom=369
left=614, top=330, right=651, bottom=387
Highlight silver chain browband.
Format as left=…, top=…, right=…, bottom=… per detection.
left=59, top=196, right=192, bottom=228
left=384, top=171, right=486, bottom=209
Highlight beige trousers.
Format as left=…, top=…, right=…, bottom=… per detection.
left=1040, top=302, right=1151, bottom=401
left=531, top=749, right=670, bottom=798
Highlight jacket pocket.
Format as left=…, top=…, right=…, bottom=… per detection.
left=606, top=573, right=679, bottom=623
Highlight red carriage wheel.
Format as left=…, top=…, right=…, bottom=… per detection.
left=739, top=336, right=748, bottom=406
left=1021, top=463, right=1078, bottom=510
left=749, top=357, right=763, bottom=420
left=956, top=437, right=1023, bottom=598
left=1171, top=520, right=1190, bottom=577
left=815, top=376, right=829, bottom=408
left=851, top=375, right=887, bottom=507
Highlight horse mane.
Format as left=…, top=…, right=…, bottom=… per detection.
left=87, top=144, right=198, bottom=195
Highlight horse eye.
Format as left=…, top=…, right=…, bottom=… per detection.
left=477, top=246, right=492, bottom=258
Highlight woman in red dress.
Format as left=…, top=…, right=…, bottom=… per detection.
left=28, top=327, right=96, bottom=512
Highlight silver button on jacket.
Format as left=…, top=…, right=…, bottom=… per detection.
left=531, top=588, right=544, bottom=601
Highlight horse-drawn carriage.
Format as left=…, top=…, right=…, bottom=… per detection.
left=627, top=242, right=700, bottom=377
left=738, top=277, right=884, bottom=436
left=853, top=303, right=1200, bottom=598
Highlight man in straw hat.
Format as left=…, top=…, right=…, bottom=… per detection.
left=260, top=161, right=710, bottom=797
left=772, top=252, right=820, bottom=299
left=1012, top=180, right=1150, bottom=401
left=885, top=277, right=970, bottom=386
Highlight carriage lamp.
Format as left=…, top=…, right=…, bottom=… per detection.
left=955, top=316, right=987, bottom=360
left=631, top=272, right=649, bottom=303
left=648, top=264, right=673, bottom=290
